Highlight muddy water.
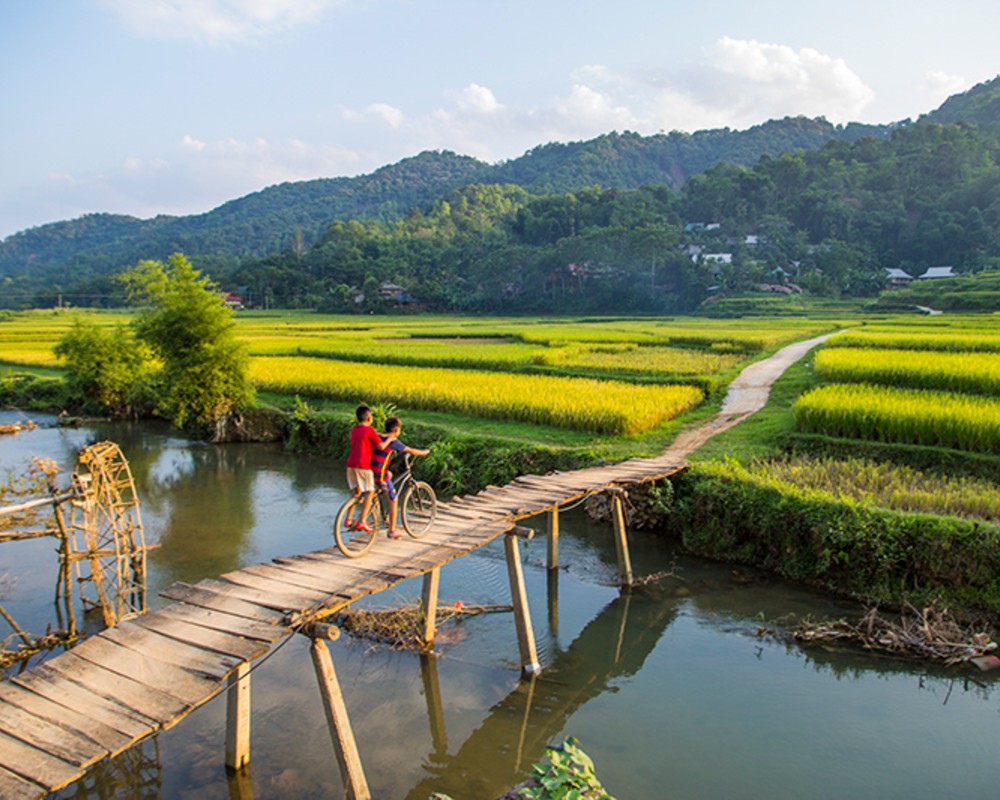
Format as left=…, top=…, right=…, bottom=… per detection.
left=1, top=412, right=997, bottom=799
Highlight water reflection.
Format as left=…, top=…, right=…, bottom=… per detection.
left=407, top=589, right=677, bottom=799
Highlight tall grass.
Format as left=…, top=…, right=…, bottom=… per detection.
left=747, top=455, right=1000, bottom=521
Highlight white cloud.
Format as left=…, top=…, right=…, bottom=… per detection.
left=333, top=36, right=874, bottom=167
left=182, top=134, right=207, bottom=151
left=99, top=0, right=342, bottom=45
left=553, top=84, right=638, bottom=130
left=649, top=37, right=875, bottom=129
left=454, top=84, right=504, bottom=114
left=366, top=103, right=405, bottom=129
left=922, top=70, right=970, bottom=105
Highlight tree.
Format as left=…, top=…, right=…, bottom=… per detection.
left=54, top=320, right=149, bottom=416
left=122, top=253, right=254, bottom=431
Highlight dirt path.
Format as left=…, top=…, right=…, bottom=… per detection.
left=660, top=332, right=836, bottom=461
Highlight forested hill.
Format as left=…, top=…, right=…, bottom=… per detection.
left=922, top=75, right=1000, bottom=127
left=2, top=75, right=998, bottom=303
left=0, top=119, right=890, bottom=287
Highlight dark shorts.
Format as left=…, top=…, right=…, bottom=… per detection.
left=380, top=478, right=398, bottom=500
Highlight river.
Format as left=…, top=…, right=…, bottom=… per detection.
left=1, top=411, right=997, bottom=799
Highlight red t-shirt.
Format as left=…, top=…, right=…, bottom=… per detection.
left=347, top=424, right=383, bottom=469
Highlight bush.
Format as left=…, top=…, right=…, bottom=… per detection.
left=0, top=372, right=68, bottom=409
left=670, top=460, right=1000, bottom=615
left=54, top=320, right=149, bottom=416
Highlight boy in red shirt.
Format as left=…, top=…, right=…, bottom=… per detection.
left=345, top=405, right=396, bottom=533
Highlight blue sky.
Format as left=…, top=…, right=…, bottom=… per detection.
left=1, top=0, right=998, bottom=239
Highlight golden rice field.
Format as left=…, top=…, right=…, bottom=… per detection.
left=535, top=344, right=746, bottom=378
left=244, top=334, right=549, bottom=371
left=251, top=356, right=703, bottom=435
left=814, top=347, right=1000, bottom=396
left=0, top=347, right=61, bottom=367
left=827, top=330, right=1000, bottom=352
left=794, top=383, right=1000, bottom=454
left=729, top=456, right=1000, bottom=521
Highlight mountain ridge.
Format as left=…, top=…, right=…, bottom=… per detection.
left=2, top=75, right=998, bottom=286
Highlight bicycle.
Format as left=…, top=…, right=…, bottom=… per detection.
left=333, top=453, right=438, bottom=558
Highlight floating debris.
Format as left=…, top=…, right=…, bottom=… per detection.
left=334, top=601, right=511, bottom=651
left=0, top=420, right=36, bottom=437
left=791, top=605, right=997, bottom=666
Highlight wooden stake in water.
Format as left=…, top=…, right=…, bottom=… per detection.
left=225, top=663, right=251, bottom=772
left=310, top=638, right=370, bottom=800
left=505, top=527, right=541, bottom=677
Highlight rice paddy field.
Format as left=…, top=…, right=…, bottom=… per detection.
left=0, top=310, right=841, bottom=444
left=796, top=314, right=1000, bottom=456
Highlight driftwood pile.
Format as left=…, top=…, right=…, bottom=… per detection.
left=335, top=601, right=512, bottom=651
left=791, top=606, right=999, bottom=670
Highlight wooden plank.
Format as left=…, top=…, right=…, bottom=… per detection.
left=101, top=621, right=242, bottom=680
left=0, top=729, right=81, bottom=792
left=160, top=583, right=288, bottom=624
left=232, top=563, right=343, bottom=596
left=217, top=571, right=332, bottom=607
left=272, top=555, right=357, bottom=583
left=135, top=613, right=269, bottom=661
left=39, top=652, right=188, bottom=727
left=198, top=576, right=325, bottom=612
left=160, top=581, right=290, bottom=622
left=69, top=636, right=217, bottom=707
left=0, top=698, right=105, bottom=769
left=12, top=666, right=156, bottom=738
left=0, top=683, right=132, bottom=757
left=152, top=603, right=285, bottom=644
left=0, top=765, right=43, bottom=799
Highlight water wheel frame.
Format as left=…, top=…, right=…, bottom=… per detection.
left=67, top=441, right=148, bottom=627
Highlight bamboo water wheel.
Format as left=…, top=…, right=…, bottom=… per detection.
left=67, top=441, right=148, bottom=627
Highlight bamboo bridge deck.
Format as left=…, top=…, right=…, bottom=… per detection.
left=0, top=450, right=689, bottom=798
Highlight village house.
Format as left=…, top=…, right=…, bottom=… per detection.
left=378, top=281, right=410, bottom=303
left=916, top=265, right=957, bottom=280
left=885, top=268, right=914, bottom=287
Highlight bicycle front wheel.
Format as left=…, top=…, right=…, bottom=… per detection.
left=333, top=496, right=379, bottom=558
left=401, top=481, right=437, bottom=538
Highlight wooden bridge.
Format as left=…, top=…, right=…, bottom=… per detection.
left=0, top=334, right=831, bottom=798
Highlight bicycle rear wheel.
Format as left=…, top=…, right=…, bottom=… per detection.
left=333, top=496, right=380, bottom=558
left=401, top=481, right=437, bottom=538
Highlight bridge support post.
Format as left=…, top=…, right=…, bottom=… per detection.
left=546, top=507, right=559, bottom=570
left=225, top=663, right=251, bottom=772
left=609, top=489, right=633, bottom=586
left=310, top=637, right=371, bottom=800
left=505, top=527, right=541, bottom=677
left=420, top=568, right=441, bottom=645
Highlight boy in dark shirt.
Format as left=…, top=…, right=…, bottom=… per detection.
left=371, top=415, right=429, bottom=538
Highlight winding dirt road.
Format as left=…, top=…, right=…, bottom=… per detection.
left=660, top=332, right=836, bottom=460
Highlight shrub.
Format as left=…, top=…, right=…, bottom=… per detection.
left=671, top=460, right=1000, bottom=614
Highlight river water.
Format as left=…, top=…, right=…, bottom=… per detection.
left=1, top=411, right=998, bottom=799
